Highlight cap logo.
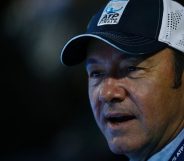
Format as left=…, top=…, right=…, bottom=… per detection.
left=97, top=0, right=129, bottom=26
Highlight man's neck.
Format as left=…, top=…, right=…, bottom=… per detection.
left=129, top=128, right=184, bottom=161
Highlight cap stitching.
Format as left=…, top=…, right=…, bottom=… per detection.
left=91, top=32, right=156, bottom=46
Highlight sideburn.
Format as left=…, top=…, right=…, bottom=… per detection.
left=173, top=50, right=184, bottom=89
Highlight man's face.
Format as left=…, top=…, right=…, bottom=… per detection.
left=86, top=40, right=184, bottom=159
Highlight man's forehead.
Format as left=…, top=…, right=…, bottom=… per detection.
left=86, top=49, right=175, bottom=71
left=85, top=51, right=149, bottom=68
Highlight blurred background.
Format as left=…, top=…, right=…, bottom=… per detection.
left=1, top=0, right=128, bottom=161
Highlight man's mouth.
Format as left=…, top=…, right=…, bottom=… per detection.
left=105, top=114, right=136, bottom=124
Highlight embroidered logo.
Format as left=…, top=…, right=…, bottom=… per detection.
left=97, top=0, right=130, bottom=26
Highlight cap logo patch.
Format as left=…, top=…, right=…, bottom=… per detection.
left=97, top=0, right=129, bottom=26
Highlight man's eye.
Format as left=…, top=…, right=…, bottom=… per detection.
left=126, top=66, right=145, bottom=78
left=127, top=66, right=138, bottom=72
left=89, top=71, right=105, bottom=78
left=127, top=66, right=143, bottom=73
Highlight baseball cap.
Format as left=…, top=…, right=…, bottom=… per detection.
left=61, top=0, right=184, bottom=66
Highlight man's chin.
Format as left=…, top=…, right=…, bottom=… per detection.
left=107, top=138, right=129, bottom=155
left=107, top=137, right=141, bottom=156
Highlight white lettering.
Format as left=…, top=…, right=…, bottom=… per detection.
left=172, top=156, right=177, bottom=161
left=98, top=13, right=119, bottom=25
left=177, top=145, right=184, bottom=157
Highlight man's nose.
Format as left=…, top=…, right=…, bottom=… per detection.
left=99, top=77, right=127, bottom=103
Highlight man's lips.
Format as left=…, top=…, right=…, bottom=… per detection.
left=104, top=113, right=136, bottom=124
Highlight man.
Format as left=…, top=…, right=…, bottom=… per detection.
left=60, top=0, right=184, bottom=160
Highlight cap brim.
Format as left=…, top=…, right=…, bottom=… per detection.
left=61, top=33, right=167, bottom=66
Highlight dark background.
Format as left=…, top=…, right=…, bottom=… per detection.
left=1, top=0, right=128, bottom=161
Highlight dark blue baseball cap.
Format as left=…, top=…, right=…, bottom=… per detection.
left=61, top=0, right=184, bottom=66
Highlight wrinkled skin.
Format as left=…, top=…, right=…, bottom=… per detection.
left=86, top=40, right=184, bottom=161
